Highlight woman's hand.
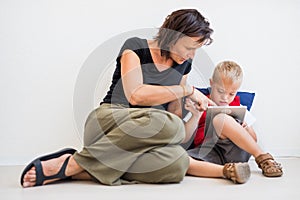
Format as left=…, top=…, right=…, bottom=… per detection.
left=188, top=87, right=216, bottom=111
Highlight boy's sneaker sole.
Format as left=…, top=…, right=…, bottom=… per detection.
left=223, top=162, right=251, bottom=184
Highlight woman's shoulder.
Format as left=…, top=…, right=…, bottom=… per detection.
left=122, top=37, right=148, bottom=49
left=117, top=37, right=150, bottom=61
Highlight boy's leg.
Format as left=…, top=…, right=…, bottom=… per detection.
left=187, top=157, right=250, bottom=184
left=212, top=113, right=263, bottom=157
left=213, top=113, right=283, bottom=177
left=216, top=139, right=252, bottom=163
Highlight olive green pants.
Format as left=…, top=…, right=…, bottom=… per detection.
left=73, top=103, right=189, bottom=185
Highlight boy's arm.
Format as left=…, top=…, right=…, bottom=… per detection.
left=242, top=122, right=257, bottom=142
left=182, top=98, right=203, bottom=143
left=243, top=110, right=257, bottom=141
left=183, top=112, right=202, bottom=143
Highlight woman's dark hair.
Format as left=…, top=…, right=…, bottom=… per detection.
left=154, top=9, right=213, bottom=59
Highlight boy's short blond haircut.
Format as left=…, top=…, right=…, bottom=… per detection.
left=212, top=61, right=243, bottom=84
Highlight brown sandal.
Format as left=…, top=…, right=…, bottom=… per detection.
left=255, top=153, right=283, bottom=177
left=223, top=162, right=250, bottom=184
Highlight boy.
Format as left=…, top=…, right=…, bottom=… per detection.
left=183, top=61, right=283, bottom=183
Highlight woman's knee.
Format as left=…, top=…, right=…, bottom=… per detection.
left=150, top=150, right=189, bottom=183
left=152, top=111, right=185, bottom=142
left=83, top=111, right=106, bottom=146
left=163, top=150, right=189, bottom=183
left=158, top=147, right=189, bottom=183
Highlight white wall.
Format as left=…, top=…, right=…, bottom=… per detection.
left=0, top=0, right=299, bottom=165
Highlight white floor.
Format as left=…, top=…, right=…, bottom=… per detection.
left=1, top=157, right=299, bottom=200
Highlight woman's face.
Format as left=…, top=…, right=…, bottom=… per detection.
left=169, top=36, right=203, bottom=64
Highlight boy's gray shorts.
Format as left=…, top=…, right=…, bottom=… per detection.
left=186, top=138, right=251, bottom=165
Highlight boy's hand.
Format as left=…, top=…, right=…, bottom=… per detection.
left=184, top=98, right=203, bottom=116
left=241, top=122, right=248, bottom=129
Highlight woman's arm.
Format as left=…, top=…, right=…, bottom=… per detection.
left=167, top=99, right=182, bottom=118
left=121, top=50, right=193, bottom=106
left=167, top=75, right=189, bottom=118
left=121, top=49, right=215, bottom=108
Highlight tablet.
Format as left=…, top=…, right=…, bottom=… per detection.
left=204, top=106, right=247, bottom=135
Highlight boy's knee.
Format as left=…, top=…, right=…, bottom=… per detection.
left=212, top=113, right=234, bottom=127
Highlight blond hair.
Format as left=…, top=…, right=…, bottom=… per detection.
left=212, top=61, right=243, bottom=84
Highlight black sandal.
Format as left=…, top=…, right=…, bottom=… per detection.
left=20, top=148, right=76, bottom=187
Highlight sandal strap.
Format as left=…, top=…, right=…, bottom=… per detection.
left=260, top=160, right=282, bottom=170
left=45, top=156, right=71, bottom=180
left=255, top=153, right=274, bottom=167
left=33, top=156, right=71, bottom=186
left=223, top=163, right=235, bottom=180
left=34, top=159, right=45, bottom=186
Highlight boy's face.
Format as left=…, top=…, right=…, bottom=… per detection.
left=209, top=77, right=241, bottom=106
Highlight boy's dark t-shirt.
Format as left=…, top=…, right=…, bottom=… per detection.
left=101, top=37, right=192, bottom=110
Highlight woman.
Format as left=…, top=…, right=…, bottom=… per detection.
left=21, top=9, right=217, bottom=187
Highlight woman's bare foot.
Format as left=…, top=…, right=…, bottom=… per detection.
left=71, top=171, right=94, bottom=180
left=22, top=154, right=72, bottom=187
